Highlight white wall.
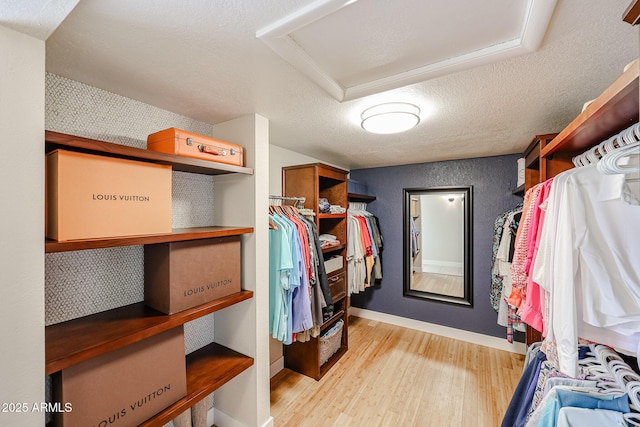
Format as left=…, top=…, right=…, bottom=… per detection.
left=420, top=194, right=463, bottom=266
left=213, top=115, right=272, bottom=427
left=0, top=25, right=45, bottom=426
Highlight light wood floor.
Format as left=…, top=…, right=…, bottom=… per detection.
left=411, top=271, right=464, bottom=297
left=271, top=316, right=524, bottom=427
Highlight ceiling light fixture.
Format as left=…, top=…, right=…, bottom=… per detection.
left=361, top=102, right=421, bottom=134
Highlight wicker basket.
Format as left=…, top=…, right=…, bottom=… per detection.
left=319, top=319, right=344, bottom=366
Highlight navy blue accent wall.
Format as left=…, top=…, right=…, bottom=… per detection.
left=350, top=154, right=522, bottom=338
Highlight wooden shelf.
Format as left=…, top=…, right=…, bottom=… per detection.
left=512, top=184, right=525, bottom=195
left=284, top=311, right=347, bottom=381
left=45, top=130, right=254, bottom=176
left=322, top=243, right=345, bottom=254
left=320, top=310, right=345, bottom=332
left=318, top=213, right=347, bottom=219
left=623, top=0, right=640, bottom=25
left=283, top=163, right=349, bottom=380
left=45, top=226, right=254, bottom=253
left=139, top=342, right=253, bottom=427
left=45, top=291, right=253, bottom=375
left=541, top=60, right=639, bottom=158
left=347, top=192, right=376, bottom=202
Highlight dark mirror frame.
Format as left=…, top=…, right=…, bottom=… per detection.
left=403, top=186, right=473, bottom=306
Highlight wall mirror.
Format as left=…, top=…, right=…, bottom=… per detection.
left=403, top=186, right=473, bottom=306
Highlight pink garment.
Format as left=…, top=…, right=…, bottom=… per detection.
left=519, top=179, right=554, bottom=333
left=525, top=181, right=546, bottom=275
left=508, top=183, right=543, bottom=309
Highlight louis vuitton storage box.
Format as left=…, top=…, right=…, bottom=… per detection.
left=53, top=327, right=187, bottom=427
left=144, top=236, right=241, bottom=314
left=46, top=149, right=172, bottom=241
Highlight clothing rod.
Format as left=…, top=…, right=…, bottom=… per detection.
left=269, top=195, right=306, bottom=208
left=269, top=195, right=306, bottom=202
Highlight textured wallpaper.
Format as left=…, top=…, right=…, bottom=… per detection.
left=45, top=74, right=217, bottom=418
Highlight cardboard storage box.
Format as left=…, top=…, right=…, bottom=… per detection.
left=145, top=236, right=241, bottom=314
left=53, top=327, right=187, bottom=427
left=46, top=150, right=172, bottom=241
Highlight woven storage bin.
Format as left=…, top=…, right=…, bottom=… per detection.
left=319, top=319, right=344, bottom=366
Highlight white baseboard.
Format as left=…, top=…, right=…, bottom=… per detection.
left=349, top=307, right=526, bottom=354
left=270, top=356, right=284, bottom=378
left=422, top=259, right=463, bottom=269
left=422, top=259, right=463, bottom=275
left=213, top=408, right=274, bottom=427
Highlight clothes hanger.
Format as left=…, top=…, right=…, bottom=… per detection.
left=597, top=141, right=640, bottom=175
left=572, top=122, right=640, bottom=169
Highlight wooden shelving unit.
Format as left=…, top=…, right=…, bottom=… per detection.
left=521, top=60, right=639, bottom=346
left=522, top=134, right=558, bottom=191
left=322, top=243, right=345, bottom=254
left=139, top=342, right=253, bottom=427
left=45, top=130, right=254, bottom=176
left=541, top=60, right=639, bottom=158
left=45, top=226, right=253, bottom=253
left=347, top=192, right=376, bottom=203
left=318, top=213, right=347, bottom=219
left=623, top=0, right=640, bottom=24
left=282, top=163, right=349, bottom=380
left=45, top=291, right=253, bottom=375
left=45, top=131, right=256, bottom=423
left=282, top=307, right=347, bottom=380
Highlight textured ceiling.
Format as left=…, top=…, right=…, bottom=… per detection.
left=256, top=0, right=556, bottom=100
left=30, top=0, right=640, bottom=168
left=302, top=0, right=525, bottom=85
left=0, top=0, right=79, bottom=40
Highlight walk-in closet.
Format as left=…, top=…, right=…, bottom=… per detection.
left=2, top=1, right=638, bottom=426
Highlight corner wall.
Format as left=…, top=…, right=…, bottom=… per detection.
left=212, top=115, right=272, bottom=427
left=0, top=25, right=46, bottom=426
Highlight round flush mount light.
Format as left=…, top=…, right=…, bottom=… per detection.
left=361, top=102, right=421, bottom=134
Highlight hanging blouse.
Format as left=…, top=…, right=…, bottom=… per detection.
left=534, top=166, right=640, bottom=377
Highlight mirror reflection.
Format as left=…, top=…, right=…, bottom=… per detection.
left=403, top=187, right=473, bottom=306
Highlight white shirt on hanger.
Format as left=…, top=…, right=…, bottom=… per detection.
left=535, top=165, right=640, bottom=377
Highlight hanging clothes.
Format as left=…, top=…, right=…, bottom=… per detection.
left=492, top=206, right=525, bottom=342
left=347, top=202, right=383, bottom=295
left=499, top=131, right=640, bottom=377
left=268, top=204, right=334, bottom=344
left=490, top=202, right=523, bottom=312
left=532, top=164, right=640, bottom=377
left=518, top=179, right=554, bottom=335
left=503, top=343, right=638, bottom=427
